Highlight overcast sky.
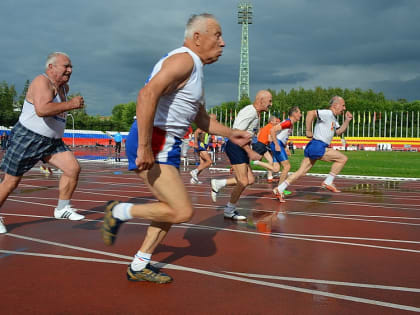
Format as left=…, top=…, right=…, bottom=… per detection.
left=1, top=0, right=419, bottom=115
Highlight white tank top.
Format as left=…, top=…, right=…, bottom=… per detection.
left=233, top=104, right=259, bottom=135
left=313, top=109, right=340, bottom=145
left=19, top=75, right=67, bottom=139
left=147, top=47, right=204, bottom=138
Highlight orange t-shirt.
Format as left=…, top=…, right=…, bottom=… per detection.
left=257, top=123, right=274, bottom=145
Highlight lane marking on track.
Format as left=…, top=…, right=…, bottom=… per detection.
left=1, top=238, right=420, bottom=313
left=224, top=271, right=420, bottom=293
left=2, top=213, right=420, bottom=253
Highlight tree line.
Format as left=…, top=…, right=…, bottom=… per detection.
left=1, top=80, right=419, bottom=132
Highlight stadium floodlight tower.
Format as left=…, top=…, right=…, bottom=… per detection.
left=237, top=1, right=252, bottom=101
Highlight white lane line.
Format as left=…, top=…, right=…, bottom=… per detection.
left=287, top=212, right=420, bottom=227
left=2, top=213, right=420, bottom=253
left=224, top=272, right=420, bottom=293
left=1, top=240, right=420, bottom=313
left=287, top=211, right=420, bottom=221
left=0, top=250, right=129, bottom=264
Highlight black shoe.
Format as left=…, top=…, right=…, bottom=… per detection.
left=126, top=264, right=173, bottom=284
left=101, top=200, right=123, bottom=246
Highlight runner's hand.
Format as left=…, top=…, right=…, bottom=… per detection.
left=345, top=111, right=353, bottom=121
left=306, top=130, right=313, bottom=138
left=229, top=130, right=252, bottom=147
left=136, top=145, right=155, bottom=171
left=248, top=150, right=262, bottom=161
left=70, top=96, right=84, bottom=109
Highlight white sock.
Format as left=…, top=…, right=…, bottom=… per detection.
left=57, top=200, right=70, bottom=210
left=252, top=160, right=260, bottom=166
left=324, top=173, right=336, bottom=185
left=215, top=179, right=227, bottom=189
left=225, top=202, right=236, bottom=212
left=112, top=203, right=134, bottom=221
left=131, top=251, right=151, bottom=271
left=277, top=181, right=290, bottom=193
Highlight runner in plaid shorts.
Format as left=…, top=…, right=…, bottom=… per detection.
left=0, top=52, right=85, bottom=234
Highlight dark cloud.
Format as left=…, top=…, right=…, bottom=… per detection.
left=1, top=0, right=419, bottom=115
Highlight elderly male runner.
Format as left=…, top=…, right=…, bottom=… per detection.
left=210, top=90, right=272, bottom=220
left=273, top=96, right=352, bottom=202
left=0, top=52, right=85, bottom=234
left=101, top=14, right=251, bottom=283
left=254, top=107, right=302, bottom=189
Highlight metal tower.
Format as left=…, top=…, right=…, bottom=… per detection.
left=238, top=2, right=252, bottom=101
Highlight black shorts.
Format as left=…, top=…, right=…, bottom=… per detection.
left=115, top=142, right=121, bottom=153
left=0, top=122, right=69, bottom=176
left=252, top=141, right=270, bottom=155
left=225, top=140, right=249, bottom=165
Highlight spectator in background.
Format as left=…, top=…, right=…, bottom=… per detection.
left=1, top=132, right=8, bottom=151
left=112, top=131, right=123, bottom=162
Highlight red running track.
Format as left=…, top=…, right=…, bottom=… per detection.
left=0, top=160, right=419, bottom=314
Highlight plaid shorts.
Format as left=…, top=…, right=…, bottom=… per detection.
left=0, top=122, right=69, bottom=176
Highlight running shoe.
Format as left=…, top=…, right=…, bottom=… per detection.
left=321, top=183, right=341, bottom=193
left=284, top=190, right=292, bottom=196
left=211, top=179, right=219, bottom=202
left=126, top=264, right=173, bottom=284
left=101, top=200, right=123, bottom=246
left=190, top=178, right=202, bottom=185
left=54, top=205, right=85, bottom=221
left=190, top=170, right=199, bottom=183
left=224, top=206, right=247, bottom=220
left=0, top=217, right=6, bottom=234
left=267, top=178, right=274, bottom=183
left=272, top=188, right=286, bottom=203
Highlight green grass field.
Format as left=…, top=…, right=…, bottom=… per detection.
left=253, top=150, right=420, bottom=178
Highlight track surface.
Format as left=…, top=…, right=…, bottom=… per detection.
left=1, top=159, right=419, bottom=314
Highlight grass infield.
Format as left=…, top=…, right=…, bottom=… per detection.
left=253, top=150, right=420, bottom=178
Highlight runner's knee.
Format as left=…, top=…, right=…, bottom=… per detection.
left=171, top=206, right=194, bottom=223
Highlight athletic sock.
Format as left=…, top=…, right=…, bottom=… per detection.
left=225, top=202, right=236, bottom=213
left=277, top=180, right=290, bottom=193
left=57, top=200, right=70, bottom=210
left=324, top=173, right=336, bottom=186
left=214, top=179, right=227, bottom=190
left=112, top=203, right=134, bottom=221
left=131, top=251, right=151, bottom=271
left=252, top=160, right=260, bottom=166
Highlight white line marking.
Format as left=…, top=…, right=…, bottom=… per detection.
left=224, top=271, right=420, bottom=293
left=1, top=238, right=419, bottom=313
left=2, top=213, right=420, bottom=253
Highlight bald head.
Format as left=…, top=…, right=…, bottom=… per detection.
left=253, top=90, right=272, bottom=113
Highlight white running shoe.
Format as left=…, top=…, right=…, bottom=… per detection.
left=0, top=217, right=7, bottom=234
left=224, top=209, right=247, bottom=221
left=211, top=179, right=219, bottom=202
left=190, top=178, right=202, bottom=185
left=54, top=205, right=85, bottom=221
left=190, top=169, right=199, bottom=183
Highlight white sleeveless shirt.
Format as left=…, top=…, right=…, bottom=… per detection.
left=313, top=109, right=340, bottom=145
left=147, top=47, right=204, bottom=138
left=19, top=76, right=67, bottom=139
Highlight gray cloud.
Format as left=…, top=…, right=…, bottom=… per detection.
left=1, top=0, right=419, bottom=115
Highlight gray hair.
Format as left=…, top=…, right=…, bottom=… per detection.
left=268, top=115, right=277, bottom=122
left=45, top=52, right=70, bottom=70
left=329, top=96, right=344, bottom=106
left=288, top=106, right=300, bottom=117
left=184, top=13, right=215, bottom=39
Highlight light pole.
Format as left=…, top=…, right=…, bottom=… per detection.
left=238, top=1, right=252, bottom=101
left=68, top=113, right=75, bottom=148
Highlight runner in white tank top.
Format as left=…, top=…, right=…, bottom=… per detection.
left=0, top=52, right=86, bottom=234
left=100, top=14, right=252, bottom=284
left=274, top=96, right=353, bottom=202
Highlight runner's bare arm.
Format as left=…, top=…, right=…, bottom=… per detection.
left=305, top=110, right=317, bottom=138
left=29, top=75, right=84, bottom=117
left=195, top=105, right=251, bottom=148
left=336, top=111, right=353, bottom=136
